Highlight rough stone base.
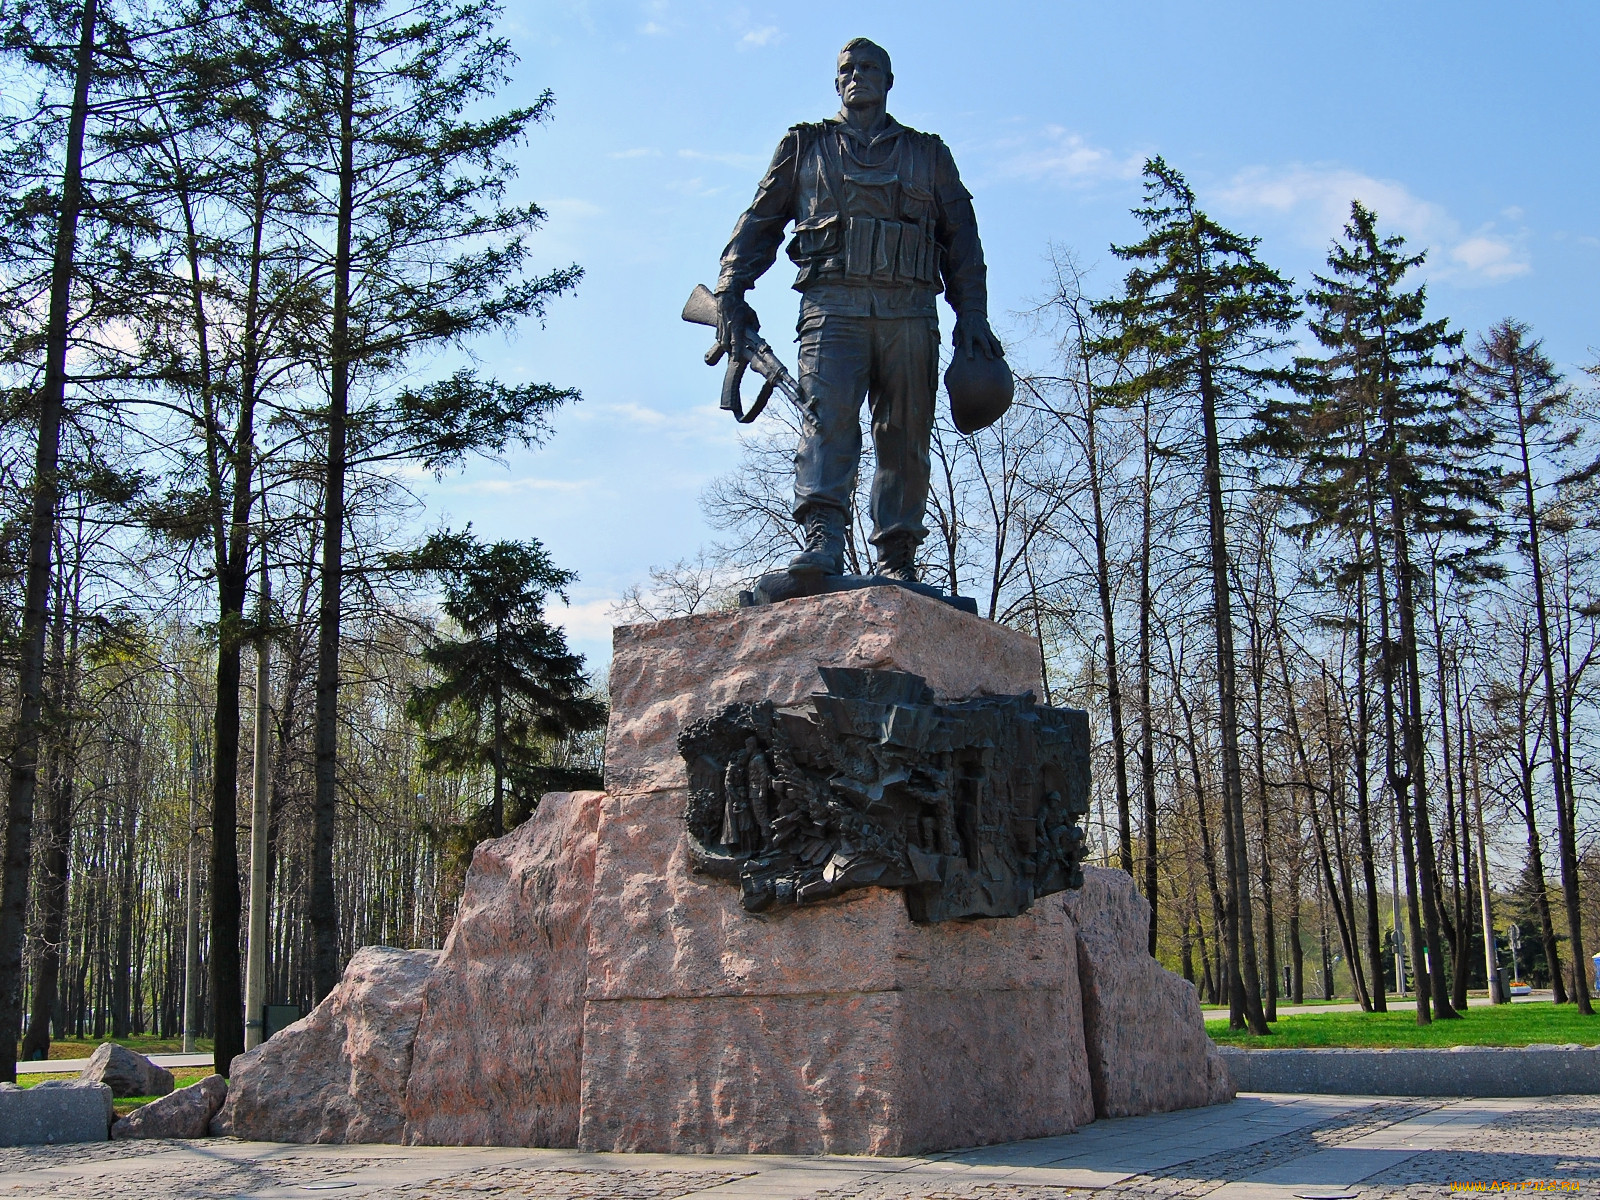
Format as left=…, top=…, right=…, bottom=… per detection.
left=1065, top=867, right=1236, bottom=1117
left=213, top=588, right=1231, bottom=1152
left=580, top=978, right=1091, bottom=1155
left=402, top=791, right=604, bottom=1147
left=216, top=946, right=439, bottom=1142
left=581, top=588, right=1093, bottom=1155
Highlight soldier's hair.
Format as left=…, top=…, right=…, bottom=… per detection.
left=839, top=37, right=891, bottom=77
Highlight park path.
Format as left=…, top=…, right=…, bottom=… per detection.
left=14, top=1052, right=213, bottom=1077
left=1, top=1092, right=1596, bottom=1199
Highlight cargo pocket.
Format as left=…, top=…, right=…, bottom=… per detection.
left=900, top=181, right=934, bottom=224
left=787, top=212, right=842, bottom=265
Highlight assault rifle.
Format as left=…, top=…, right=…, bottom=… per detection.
left=681, top=284, right=800, bottom=423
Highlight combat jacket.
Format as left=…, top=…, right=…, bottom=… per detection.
left=716, top=114, right=989, bottom=321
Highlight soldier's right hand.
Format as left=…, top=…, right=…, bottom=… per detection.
left=714, top=289, right=760, bottom=362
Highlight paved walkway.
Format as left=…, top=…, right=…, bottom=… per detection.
left=2, top=1093, right=1596, bottom=1199
left=14, top=1052, right=214, bottom=1076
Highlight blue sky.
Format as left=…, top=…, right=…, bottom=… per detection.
left=415, top=1, right=1600, bottom=668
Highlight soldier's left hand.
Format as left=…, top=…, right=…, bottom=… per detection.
left=953, top=312, right=1004, bottom=360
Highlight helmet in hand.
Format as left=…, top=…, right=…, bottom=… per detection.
left=945, top=351, right=1014, bottom=435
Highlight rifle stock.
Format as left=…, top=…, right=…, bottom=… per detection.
left=681, top=283, right=719, bottom=328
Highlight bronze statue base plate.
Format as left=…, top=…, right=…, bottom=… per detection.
left=739, top=570, right=979, bottom=616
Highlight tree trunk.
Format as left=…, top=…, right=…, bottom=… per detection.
left=112, top=788, right=136, bottom=1038
left=1194, top=311, right=1267, bottom=1034
left=1467, top=713, right=1506, bottom=1003
left=1075, top=319, right=1134, bottom=882
left=245, top=560, right=272, bottom=1051
left=0, top=0, right=96, bottom=1083
left=20, top=557, right=79, bottom=1061
left=311, top=0, right=359, bottom=1003
left=1392, top=512, right=1457, bottom=1018
left=1427, top=588, right=1472, bottom=1011
left=183, top=737, right=202, bottom=1053
left=1513, top=382, right=1593, bottom=1012
left=1517, top=728, right=1566, bottom=1000
left=1366, top=441, right=1429, bottom=1022
left=1349, top=545, right=1386, bottom=1012
left=1169, top=636, right=1230, bottom=1018
left=1137, top=388, right=1159, bottom=952
left=1251, top=639, right=1278, bottom=1021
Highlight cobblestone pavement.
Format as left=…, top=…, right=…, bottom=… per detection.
left=0, top=1095, right=1596, bottom=1200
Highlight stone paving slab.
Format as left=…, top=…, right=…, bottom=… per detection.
left=1243, top=1147, right=1419, bottom=1185
left=0, top=1093, right=1596, bottom=1198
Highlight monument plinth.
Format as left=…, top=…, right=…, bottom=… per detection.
left=216, top=588, right=1231, bottom=1153
left=581, top=586, right=1095, bottom=1154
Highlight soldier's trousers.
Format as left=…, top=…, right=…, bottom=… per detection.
left=792, top=313, right=939, bottom=547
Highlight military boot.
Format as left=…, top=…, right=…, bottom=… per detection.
left=788, top=507, right=847, bottom=576
left=875, top=534, right=919, bottom=583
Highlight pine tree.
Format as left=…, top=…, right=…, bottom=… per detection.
left=1094, top=157, right=1298, bottom=1035
left=401, top=531, right=605, bottom=840
left=110, top=0, right=322, bottom=1078
left=0, top=0, right=100, bottom=1085
left=291, top=0, right=582, bottom=1002
left=1465, top=320, right=1592, bottom=1014
left=1254, top=201, right=1498, bottom=1023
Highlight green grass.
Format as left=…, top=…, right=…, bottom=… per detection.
left=1211, top=1002, right=1600, bottom=1049
left=14, top=1066, right=217, bottom=1118
left=15, top=1033, right=213, bottom=1061
left=1201, top=997, right=1359, bottom=1011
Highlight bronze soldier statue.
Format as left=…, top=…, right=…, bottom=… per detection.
left=712, top=38, right=1003, bottom=584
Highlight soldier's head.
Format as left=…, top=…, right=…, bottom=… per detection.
left=836, top=38, right=892, bottom=111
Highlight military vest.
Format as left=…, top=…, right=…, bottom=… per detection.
left=784, top=122, right=943, bottom=293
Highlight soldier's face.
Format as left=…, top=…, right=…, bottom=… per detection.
left=836, top=49, right=890, bottom=109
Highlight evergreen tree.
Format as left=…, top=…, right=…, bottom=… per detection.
left=401, top=530, right=605, bottom=840
left=1465, top=320, right=1592, bottom=1014
left=109, top=0, right=323, bottom=1078
left=0, top=0, right=102, bottom=1084
left=290, top=0, right=582, bottom=1002
left=1094, top=157, right=1298, bottom=1034
left=1254, top=201, right=1498, bottom=1022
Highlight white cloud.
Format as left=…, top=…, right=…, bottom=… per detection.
left=1217, top=166, right=1447, bottom=244
left=1452, top=234, right=1530, bottom=279
left=638, top=20, right=666, bottom=36
left=1214, top=165, right=1529, bottom=285
left=590, top=400, right=673, bottom=428
left=992, top=126, right=1143, bottom=188
left=608, top=147, right=662, bottom=160
left=549, top=596, right=620, bottom=644
left=738, top=25, right=782, bottom=49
